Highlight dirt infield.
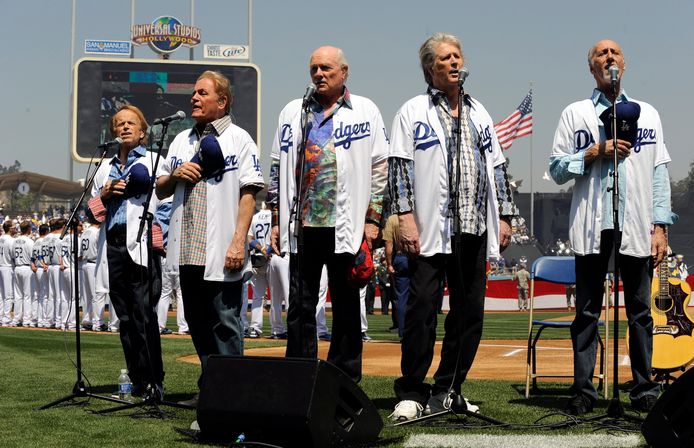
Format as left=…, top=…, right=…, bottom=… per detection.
left=180, top=338, right=636, bottom=383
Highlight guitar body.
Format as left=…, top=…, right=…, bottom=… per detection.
left=651, top=275, right=694, bottom=370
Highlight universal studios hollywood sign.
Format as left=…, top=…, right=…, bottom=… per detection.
left=131, top=16, right=201, bottom=55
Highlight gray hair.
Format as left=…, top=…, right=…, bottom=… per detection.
left=419, top=33, right=462, bottom=85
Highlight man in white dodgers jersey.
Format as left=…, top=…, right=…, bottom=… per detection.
left=11, top=221, right=35, bottom=327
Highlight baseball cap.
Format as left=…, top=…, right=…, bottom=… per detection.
left=121, top=163, right=151, bottom=199
left=599, top=101, right=641, bottom=146
left=191, top=135, right=225, bottom=179
left=347, top=239, right=374, bottom=288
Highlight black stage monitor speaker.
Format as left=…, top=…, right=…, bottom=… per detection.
left=642, top=367, right=694, bottom=448
left=197, top=355, right=383, bottom=447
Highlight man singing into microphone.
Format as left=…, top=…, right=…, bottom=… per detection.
left=388, top=33, right=516, bottom=421
left=268, top=46, right=388, bottom=382
left=550, top=39, right=676, bottom=415
left=88, top=104, right=169, bottom=398
left=157, top=70, right=264, bottom=407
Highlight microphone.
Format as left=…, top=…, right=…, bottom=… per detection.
left=608, top=65, right=619, bottom=84
left=458, top=67, right=469, bottom=87
left=153, top=110, right=186, bottom=125
left=97, top=137, right=123, bottom=149
left=302, top=83, right=316, bottom=107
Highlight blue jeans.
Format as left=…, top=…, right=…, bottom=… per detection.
left=179, top=265, right=244, bottom=387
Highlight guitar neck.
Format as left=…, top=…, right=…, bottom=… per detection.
left=659, top=228, right=669, bottom=298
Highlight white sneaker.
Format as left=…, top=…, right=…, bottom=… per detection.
left=463, top=397, right=480, bottom=413
left=388, top=400, right=423, bottom=422
left=425, top=393, right=480, bottom=415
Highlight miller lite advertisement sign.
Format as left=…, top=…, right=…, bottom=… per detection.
left=204, top=44, right=249, bottom=60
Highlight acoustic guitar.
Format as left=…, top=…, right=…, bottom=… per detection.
left=650, top=257, right=694, bottom=370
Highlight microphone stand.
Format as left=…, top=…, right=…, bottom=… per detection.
left=95, top=122, right=192, bottom=416
left=598, top=76, right=642, bottom=423
left=287, top=98, right=312, bottom=352
left=39, top=147, right=131, bottom=410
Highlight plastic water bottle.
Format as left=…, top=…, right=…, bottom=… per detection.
left=118, top=369, right=132, bottom=401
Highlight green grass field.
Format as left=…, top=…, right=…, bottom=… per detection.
left=0, top=312, right=643, bottom=448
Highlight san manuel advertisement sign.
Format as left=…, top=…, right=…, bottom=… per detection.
left=131, top=16, right=201, bottom=55
left=85, top=40, right=132, bottom=55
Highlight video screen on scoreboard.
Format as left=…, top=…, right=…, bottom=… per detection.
left=73, top=58, right=259, bottom=162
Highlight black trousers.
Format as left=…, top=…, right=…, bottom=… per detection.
left=573, top=230, right=659, bottom=403
left=395, top=233, right=487, bottom=404
left=107, top=242, right=163, bottom=392
left=286, top=227, right=363, bottom=382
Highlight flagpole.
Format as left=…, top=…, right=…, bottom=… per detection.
left=529, top=81, right=534, bottom=240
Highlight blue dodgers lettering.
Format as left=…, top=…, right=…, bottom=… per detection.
left=170, top=156, right=184, bottom=169
left=634, top=128, right=656, bottom=153
left=279, top=124, right=293, bottom=153
left=413, top=121, right=440, bottom=150
left=334, top=121, right=371, bottom=149
left=224, top=154, right=239, bottom=168
left=212, top=155, right=241, bottom=182
left=252, top=154, right=261, bottom=172
left=477, top=124, right=492, bottom=153
left=573, top=130, right=595, bottom=153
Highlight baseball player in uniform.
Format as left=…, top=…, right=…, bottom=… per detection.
left=0, top=222, right=16, bottom=326
left=157, top=256, right=189, bottom=335
left=11, top=221, right=35, bottom=327
left=550, top=39, right=676, bottom=415
left=267, top=251, right=289, bottom=338
left=43, top=218, right=66, bottom=329
left=56, top=222, right=77, bottom=330
left=245, top=206, right=272, bottom=338
left=80, top=221, right=103, bottom=330
left=268, top=46, right=388, bottom=382
left=32, top=224, right=49, bottom=328
left=156, top=70, right=264, bottom=404
left=389, top=33, right=516, bottom=421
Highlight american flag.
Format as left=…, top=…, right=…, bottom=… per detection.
left=494, top=90, right=533, bottom=151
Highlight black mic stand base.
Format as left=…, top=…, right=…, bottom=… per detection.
left=393, top=393, right=506, bottom=428
left=37, top=381, right=132, bottom=410
left=91, top=384, right=194, bottom=417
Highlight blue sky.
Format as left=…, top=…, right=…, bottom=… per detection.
left=2, top=0, right=693, bottom=193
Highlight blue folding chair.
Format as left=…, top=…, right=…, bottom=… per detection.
left=524, top=256, right=606, bottom=398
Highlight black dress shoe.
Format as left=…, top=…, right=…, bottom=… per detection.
left=178, top=393, right=199, bottom=408
left=565, top=394, right=594, bottom=416
left=631, top=394, right=658, bottom=413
